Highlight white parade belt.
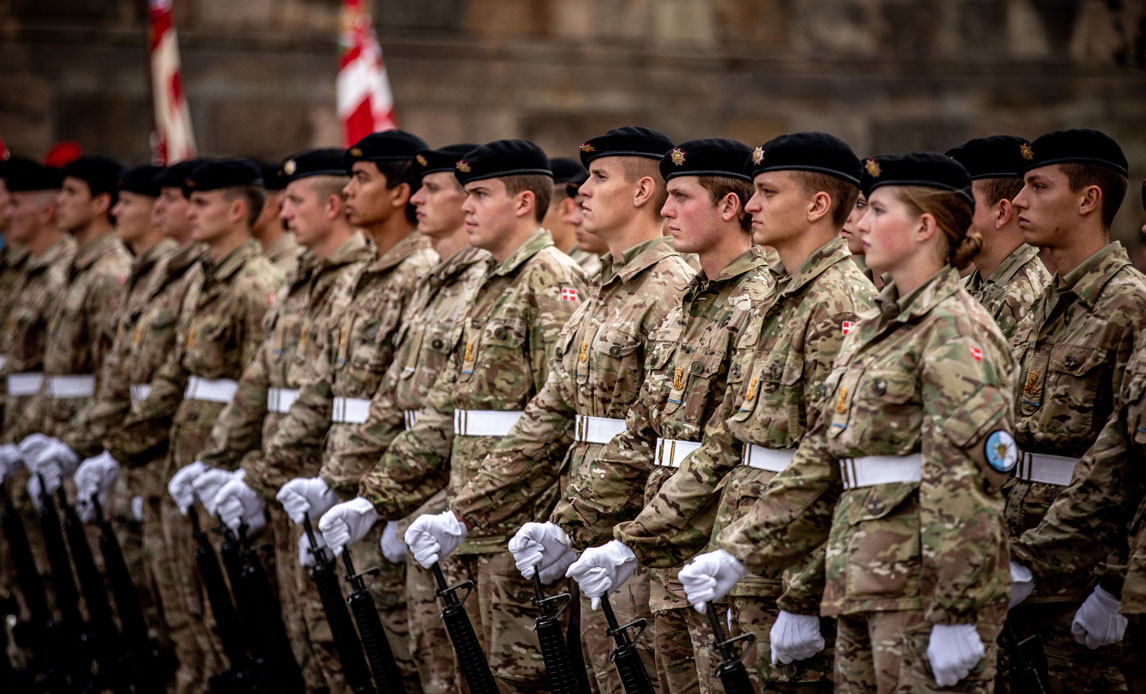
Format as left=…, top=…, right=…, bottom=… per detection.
left=1015, top=451, right=1079, bottom=487
left=331, top=396, right=371, bottom=424
left=184, top=376, right=239, bottom=404
left=267, top=387, right=300, bottom=414
left=453, top=409, right=523, bottom=437
left=7, top=372, right=44, bottom=396
left=839, top=453, right=923, bottom=490
left=46, top=374, right=96, bottom=399
left=403, top=409, right=419, bottom=430
left=741, top=444, right=795, bottom=472
left=654, top=438, right=701, bottom=468
left=574, top=415, right=627, bottom=444
left=129, top=383, right=152, bottom=406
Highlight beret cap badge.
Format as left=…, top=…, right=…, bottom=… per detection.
left=456, top=160, right=472, bottom=173
left=349, top=147, right=363, bottom=157
left=1020, top=143, right=1034, bottom=161
left=415, top=154, right=428, bottom=166
left=752, top=147, right=765, bottom=165
left=579, top=143, right=595, bottom=153
left=283, top=160, right=297, bottom=175
left=865, top=158, right=882, bottom=177
left=670, top=148, right=687, bottom=166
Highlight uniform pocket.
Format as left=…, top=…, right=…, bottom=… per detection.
left=841, top=485, right=921, bottom=600
left=1042, top=343, right=1107, bottom=437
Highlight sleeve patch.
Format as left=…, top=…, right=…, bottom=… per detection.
left=985, top=430, right=1017, bottom=473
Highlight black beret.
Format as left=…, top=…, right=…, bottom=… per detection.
left=946, top=135, right=1027, bottom=180
left=747, top=131, right=862, bottom=185
left=565, top=169, right=589, bottom=198
left=549, top=157, right=587, bottom=184
left=184, top=158, right=262, bottom=194
left=1019, top=128, right=1128, bottom=176
left=3, top=155, right=64, bottom=192
left=660, top=138, right=752, bottom=182
left=119, top=165, right=164, bottom=197
left=280, top=149, right=349, bottom=185
left=257, top=160, right=286, bottom=192
left=345, top=130, right=428, bottom=171
left=578, top=126, right=674, bottom=167
left=861, top=152, right=974, bottom=208
left=413, top=144, right=478, bottom=180
left=155, top=159, right=205, bottom=191
left=454, top=139, right=552, bottom=185
left=63, top=155, right=123, bottom=198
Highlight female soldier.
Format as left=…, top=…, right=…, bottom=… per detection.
left=678, top=153, right=1017, bottom=693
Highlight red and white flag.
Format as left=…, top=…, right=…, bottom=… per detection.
left=148, top=0, right=197, bottom=164
left=338, top=0, right=398, bottom=146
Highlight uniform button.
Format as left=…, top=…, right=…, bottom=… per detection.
left=1064, top=355, right=1076, bottom=368
left=471, top=318, right=481, bottom=328
left=609, top=345, right=621, bottom=356
left=872, top=379, right=886, bottom=396
left=731, top=364, right=741, bottom=378
left=690, top=360, right=702, bottom=374
left=782, top=665, right=797, bottom=678
left=431, top=338, right=444, bottom=349
left=494, top=327, right=507, bottom=340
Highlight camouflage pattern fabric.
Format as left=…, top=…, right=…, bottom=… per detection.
left=261, top=231, right=304, bottom=280
left=962, top=243, right=1050, bottom=341
left=0, top=242, right=29, bottom=427
left=567, top=244, right=602, bottom=280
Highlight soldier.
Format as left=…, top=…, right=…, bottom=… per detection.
left=254, top=159, right=303, bottom=278
left=992, top=129, right=1145, bottom=693
left=103, top=158, right=283, bottom=691
left=0, top=157, right=30, bottom=428
left=199, top=130, right=436, bottom=692
left=545, top=156, right=601, bottom=276
left=567, top=168, right=609, bottom=278
left=680, top=153, right=1017, bottom=693
left=316, top=139, right=586, bottom=693
left=946, top=136, right=1051, bottom=340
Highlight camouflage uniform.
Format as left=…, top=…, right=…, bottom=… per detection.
left=360, top=228, right=586, bottom=693
left=0, top=242, right=29, bottom=427
left=567, top=245, right=602, bottom=280
left=196, top=231, right=373, bottom=691
left=251, top=231, right=436, bottom=693
left=338, top=244, right=492, bottom=694
left=1005, top=242, right=1146, bottom=692
left=261, top=232, right=304, bottom=281
left=718, top=266, right=1016, bottom=693
left=962, top=243, right=1050, bottom=340
left=105, top=239, right=282, bottom=692
left=614, top=237, right=872, bottom=692
left=449, top=235, right=692, bottom=694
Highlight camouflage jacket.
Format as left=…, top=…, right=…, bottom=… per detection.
left=14, top=232, right=131, bottom=441
left=567, top=245, right=602, bottom=280
left=718, top=267, right=1016, bottom=623
left=343, top=245, right=493, bottom=508
left=105, top=240, right=282, bottom=480
left=262, top=233, right=304, bottom=281
left=60, top=238, right=179, bottom=458
left=1005, top=242, right=1146, bottom=598
left=963, top=243, right=1050, bottom=341
left=449, top=236, right=693, bottom=536
left=0, top=243, right=30, bottom=368
left=199, top=232, right=373, bottom=478
left=252, top=232, right=437, bottom=498
left=360, top=228, right=586, bottom=554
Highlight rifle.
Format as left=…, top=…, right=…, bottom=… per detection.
left=600, top=593, right=655, bottom=694
left=341, top=546, right=406, bottom=694
left=530, top=574, right=588, bottom=694
left=430, top=561, right=498, bottom=694
left=1002, top=620, right=1051, bottom=694
left=301, top=513, right=376, bottom=694
left=705, top=603, right=755, bottom=694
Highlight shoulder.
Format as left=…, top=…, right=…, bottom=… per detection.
left=928, top=289, right=1014, bottom=371
left=234, top=255, right=284, bottom=296
left=525, top=246, right=586, bottom=288
left=808, top=262, right=877, bottom=317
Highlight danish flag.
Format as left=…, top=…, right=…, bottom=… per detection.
left=338, top=0, right=398, bottom=146
left=561, top=287, right=579, bottom=302
left=148, top=0, right=197, bottom=164
left=969, top=345, right=983, bottom=362
left=841, top=321, right=855, bottom=336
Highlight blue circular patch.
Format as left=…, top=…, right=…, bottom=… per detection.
left=985, top=431, right=1018, bottom=473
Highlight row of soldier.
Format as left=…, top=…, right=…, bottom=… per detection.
left=0, top=125, right=1142, bottom=694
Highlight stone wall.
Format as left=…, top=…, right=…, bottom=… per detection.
left=2, top=0, right=1144, bottom=234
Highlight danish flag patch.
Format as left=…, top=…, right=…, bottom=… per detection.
left=267, top=293, right=276, bottom=307
left=561, top=287, right=579, bottom=301
left=969, top=345, right=983, bottom=362
left=841, top=321, right=854, bottom=336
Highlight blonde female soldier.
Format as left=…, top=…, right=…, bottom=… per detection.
left=678, top=153, right=1018, bottom=693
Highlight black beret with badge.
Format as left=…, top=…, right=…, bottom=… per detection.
left=183, top=157, right=262, bottom=195
left=119, top=165, right=165, bottom=197
left=549, top=157, right=587, bottom=184
left=1018, top=128, right=1128, bottom=176
left=413, top=144, right=479, bottom=180
left=565, top=169, right=589, bottom=198
left=578, top=126, right=674, bottom=167
left=659, top=138, right=752, bottom=182
left=344, top=129, right=429, bottom=171
left=747, top=131, right=862, bottom=185
left=860, top=152, right=975, bottom=208
left=155, top=158, right=205, bottom=191
left=64, top=155, right=124, bottom=198
left=453, top=139, right=552, bottom=185
left=258, top=161, right=287, bottom=192
left=945, top=135, right=1027, bottom=180
left=2, top=155, right=65, bottom=191
left=279, top=148, right=350, bottom=185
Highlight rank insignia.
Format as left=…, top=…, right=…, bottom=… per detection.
left=865, top=159, right=881, bottom=178
left=349, top=147, right=363, bottom=157
left=464, top=341, right=474, bottom=362
left=1023, top=370, right=1039, bottom=397
left=579, top=143, right=595, bottom=153
left=743, top=376, right=758, bottom=402
left=673, top=367, right=685, bottom=391
left=835, top=386, right=848, bottom=414
left=670, top=148, right=687, bottom=166
left=1020, top=143, right=1033, bottom=161
left=752, top=147, right=765, bottom=165
left=283, top=159, right=297, bottom=175
left=985, top=430, right=1018, bottom=473
left=579, top=340, right=588, bottom=363
left=456, top=160, right=471, bottom=173
left=415, top=154, right=428, bottom=166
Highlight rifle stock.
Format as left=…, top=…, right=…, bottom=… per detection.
left=600, top=595, right=655, bottom=694
left=1003, top=620, right=1051, bottom=694
left=431, top=562, right=498, bottom=694
left=342, top=548, right=406, bottom=694
left=705, top=603, right=755, bottom=694
left=531, top=574, right=588, bottom=694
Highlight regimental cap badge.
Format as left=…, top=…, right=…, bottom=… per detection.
left=456, top=160, right=471, bottom=173
left=415, top=154, right=428, bottom=166
left=752, top=147, right=765, bottom=165
left=579, top=143, right=595, bottom=153
left=1020, top=143, right=1034, bottom=161
left=349, top=147, right=363, bottom=157
left=865, top=158, right=881, bottom=177
left=283, top=159, right=297, bottom=175
left=670, top=148, right=686, bottom=166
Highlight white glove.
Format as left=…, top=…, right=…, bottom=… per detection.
left=30, top=441, right=79, bottom=494
left=404, top=510, right=467, bottom=569
left=508, top=521, right=576, bottom=582
left=192, top=468, right=241, bottom=517
left=1009, top=561, right=1035, bottom=608
left=679, top=549, right=748, bottom=612
left=276, top=477, right=338, bottom=526
left=565, top=540, right=637, bottom=610
left=18, top=434, right=57, bottom=462
left=770, top=611, right=826, bottom=664
left=168, top=461, right=210, bottom=514
left=215, top=477, right=265, bottom=533
left=0, top=443, right=24, bottom=482
left=132, top=496, right=144, bottom=523
left=319, top=498, right=379, bottom=557
left=926, top=623, right=984, bottom=687
left=298, top=532, right=328, bottom=568
left=74, top=452, right=120, bottom=500
left=26, top=474, right=44, bottom=511
left=380, top=521, right=407, bottom=564
left=1071, top=586, right=1128, bottom=649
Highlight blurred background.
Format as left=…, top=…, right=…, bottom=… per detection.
left=2, top=0, right=1145, bottom=238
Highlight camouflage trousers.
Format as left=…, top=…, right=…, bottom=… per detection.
left=447, top=550, right=570, bottom=693
left=579, top=565, right=657, bottom=694
left=729, top=594, right=834, bottom=693
left=649, top=568, right=705, bottom=693
left=350, top=523, right=421, bottom=693
left=1004, top=601, right=1127, bottom=694
left=835, top=609, right=1002, bottom=694
left=267, top=508, right=324, bottom=691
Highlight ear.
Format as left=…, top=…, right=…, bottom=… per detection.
left=719, top=191, right=741, bottom=223
left=325, top=193, right=343, bottom=221
left=917, top=212, right=939, bottom=244
left=1078, top=184, right=1102, bottom=218
left=390, top=182, right=412, bottom=210
left=514, top=189, right=536, bottom=219
left=995, top=198, right=1014, bottom=229
left=229, top=197, right=246, bottom=225
left=560, top=197, right=576, bottom=217
left=632, top=176, right=656, bottom=209
left=91, top=192, right=112, bottom=218
left=807, top=191, right=832, bottom=224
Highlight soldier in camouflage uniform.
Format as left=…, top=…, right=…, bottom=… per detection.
left=567, top=168, right=608, bottom=279
left=228, top=131, right=436, bottom=693
left=680, top=153, right=1017, bottom=693
left=442, top=127, right=692, bottom=694
left=946, top=136, right=1050, bottom=341
left=104, top=159, right=283, bottom=691
left=189, top=149, right=374, bottom=692
left=0, top=157, right=29, bottom=430
left=320, top=139, right=585, bottom=693
left=995, top=129, right=1146, bottom=693
left=253, top=160, right=303, bottom=279
left=545, top=156, right=601, bottom=277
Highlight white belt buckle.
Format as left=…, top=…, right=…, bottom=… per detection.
left=184, top=376, right=239, bottom=404
left=654, top=438, right=701, bottom=468
left=130, top=383, right=152, bottom=407
left=403, top=409, right=419, bottom=430
left=7, top=372, right=44, bottom=396
left=453, top=409, right=523, bottom=437
left=47, top=374, right=96, bottom=399
left=839, top=453, right=923, bottom=490
left=575, top=415, right=627, bottom=444
left=741, top=444, right=794, bottom=472
left=331, top=396, right=371, bottom=424
left=267, top=387, right=300, bottom=414
left=1016, top=451, right=1078, bottom=487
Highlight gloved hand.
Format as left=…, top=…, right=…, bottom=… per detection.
left=770, top=611, right=826, bottom=664
left=168, top=461, right=210, bottom=514
left=193, top=468, right=242, bottom=517
left=215, top=477, right=265, bottom=533
left=18, top=434, right=57, bottom=463
left=508, top=521, right=576, bottom=583
left=565, top=540, right=637, bottom=610
left=926, top=623, right=984, bottom=687
left=404, top=510, right=467, bottom=569
left=298, top=531, right=328, bottom=568
left=0, top=443, right=24, bottom=482
left=30, top=439, right=80, bottom=494
left=380, top=521, right=407, bottom=564
left=1009, top=561, right=1035, bottom=608
left=1071, top=586, right=1128, bottom=649
left=679, top=549, right=747, bottom=612
left=319, top=498, right=379, bottom=556
left=74, top=452, right=120, bottom=524
left=276, top=477, right=338, bottom=526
